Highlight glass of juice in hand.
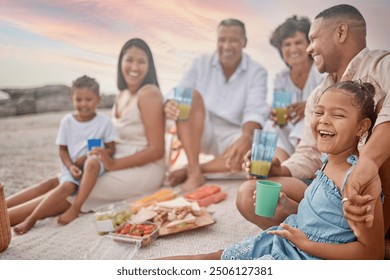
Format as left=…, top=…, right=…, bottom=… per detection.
left=173, top=87, right=193, bottom=121
left=249, top=130, right=278, bottom=178
left=273, top=89, right=291, bottom=126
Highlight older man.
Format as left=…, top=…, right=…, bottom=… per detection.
left=165, top=18, right=268, bottom=191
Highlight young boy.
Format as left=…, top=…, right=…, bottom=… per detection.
left=56, top=75, right=116, bottom=224
left=13, top=75, right=116, bottom=234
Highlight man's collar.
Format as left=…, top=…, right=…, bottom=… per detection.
left=325, top=47, right=369, bottom=83
left=341, top=47, right=369, bottom=81
left=212, top=51, right=248, bottom=72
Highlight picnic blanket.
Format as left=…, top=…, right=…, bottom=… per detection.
left=0, top=180, right=260, bottom=260
left=0, top=110, right=261, bottom=260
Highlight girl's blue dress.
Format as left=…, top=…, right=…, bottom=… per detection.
left=222, top=154, right=358, bottom=260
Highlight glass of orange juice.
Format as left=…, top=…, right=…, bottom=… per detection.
left=173, top=87, right=193, bottom=121
left=249, top=130, right=278, bottom=178
left=273, top=89, right=291, bottom=125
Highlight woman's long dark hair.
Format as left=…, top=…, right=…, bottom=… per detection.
left=117, top=38, right=159, bottom=91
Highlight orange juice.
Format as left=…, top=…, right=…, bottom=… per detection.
left=178, top=103, right=191, bottom=120
left=250, top=160, right=271, bottom=178
left=275, top=107, right=288, bottom=125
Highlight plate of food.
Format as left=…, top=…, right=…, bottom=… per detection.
left=110, top=221, right=160, bottom=247
left=128, top=196, right=216, bottom=236
left=155, top=204, right=215, bottom=236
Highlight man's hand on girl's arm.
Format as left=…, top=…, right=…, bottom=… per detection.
left=342, top=156, right=381, bottom=234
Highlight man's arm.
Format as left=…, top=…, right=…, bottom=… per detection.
left=343, top=53, right=390, bottom=230
left=281, top=90, right=322, bottom=179
left=343, top=122, right=390, bottom=230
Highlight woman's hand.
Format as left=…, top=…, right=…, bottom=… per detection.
left=164, top=99, right=180, bottom=120
left=89, top=148, right=115, bottom=171
left=269, top=108, right=278, bottom=124
left=287, top=101, right=306, bottom=125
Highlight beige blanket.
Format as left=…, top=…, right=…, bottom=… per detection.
left=1, top=181, right=260, bottom=260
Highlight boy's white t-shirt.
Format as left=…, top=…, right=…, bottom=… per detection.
left=55, top=113, right=116, bottom=174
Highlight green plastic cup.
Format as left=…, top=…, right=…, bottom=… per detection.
left=255, top=180, right=282, bottom=217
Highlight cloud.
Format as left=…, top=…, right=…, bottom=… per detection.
left=0, top=1, right=124, bottom=56
left=0, top=0, right=259, bottom=55
left=0, top=0, right=388, bottom=93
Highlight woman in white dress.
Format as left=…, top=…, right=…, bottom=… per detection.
left=72, top=38, right=166, bottom=211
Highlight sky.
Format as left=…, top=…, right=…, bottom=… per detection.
left=0, top=0, right=389, bottom=98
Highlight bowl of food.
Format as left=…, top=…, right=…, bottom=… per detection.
left=94, top=202, right=132, bottom=235
left=110, top=221, right=159, bottom=247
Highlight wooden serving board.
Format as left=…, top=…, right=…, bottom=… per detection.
left=158, top=210, right=215, bottom=236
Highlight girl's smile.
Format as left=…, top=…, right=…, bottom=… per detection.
left=311, top=89, right=362, bottom=156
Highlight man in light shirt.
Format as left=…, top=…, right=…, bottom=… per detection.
left=236, top=4, right=390, bottom=256
left=164, top=18, right=268, bottom=191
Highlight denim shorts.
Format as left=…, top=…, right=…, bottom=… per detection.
left=59, top=157, right=105, bottom=187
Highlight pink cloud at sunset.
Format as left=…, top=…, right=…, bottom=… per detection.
left=0, top=0, right=389, bottom=96
left=0, top=0, right=240, bottom=55
left=0, top=1, right=126, bottom=55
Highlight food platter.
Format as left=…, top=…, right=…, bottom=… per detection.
left=158, top=209, right=215, bottom=236
left=93, top=185, right=226, bottom=239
